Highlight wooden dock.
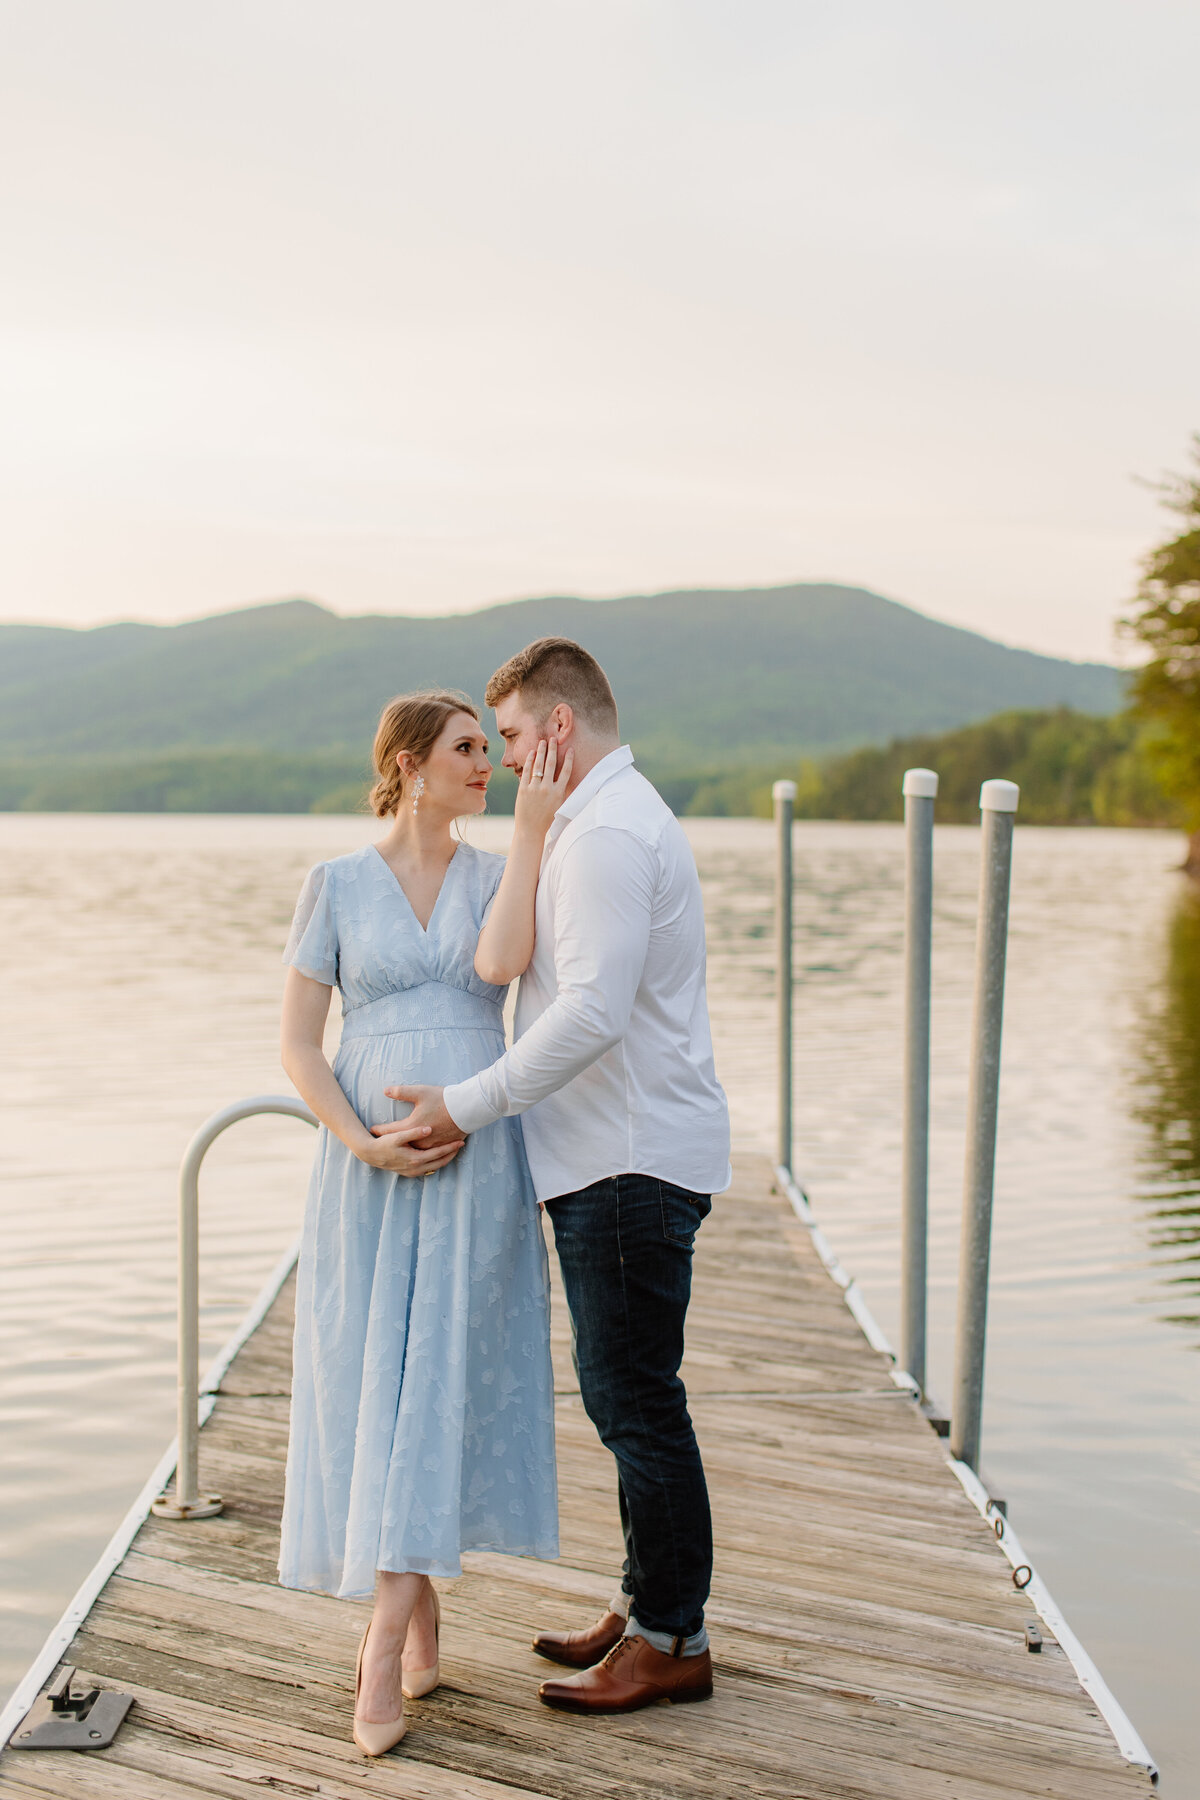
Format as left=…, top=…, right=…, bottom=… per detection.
left=0, top=1153, right=1151, bottom=1798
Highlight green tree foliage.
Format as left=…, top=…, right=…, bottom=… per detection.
left=803, top=709, right=1168, bottom=825
left=0, top=710, right=1174, bottom=823
left=0, top=751, right=520, bottom=816
left=1126, top=885, right=1200, bottom=1329
left=1124, top=437, right=1200, bottom=865
left=0, top=751, right=370, bottom=814
left=673, top=708, right=1176, bottom=825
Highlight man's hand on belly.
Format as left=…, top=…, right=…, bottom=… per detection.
left=375, top=1083, right=462, bottom=1150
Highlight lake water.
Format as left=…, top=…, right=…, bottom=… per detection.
left=2, top=814, right=1197, bottom=1791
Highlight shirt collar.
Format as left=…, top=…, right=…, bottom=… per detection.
left=550, top=744, right=634, bottom=834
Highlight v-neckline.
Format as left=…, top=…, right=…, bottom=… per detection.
left=369, top=842, right=462, bottom=936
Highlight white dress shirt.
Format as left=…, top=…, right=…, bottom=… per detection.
left=443, top=746, right=732, bottom=1202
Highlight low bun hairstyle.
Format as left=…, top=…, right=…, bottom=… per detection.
left=368, top=689, right=481, bottom=818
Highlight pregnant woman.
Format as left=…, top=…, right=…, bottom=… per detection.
left=278, top=689, right=569, bottom=1756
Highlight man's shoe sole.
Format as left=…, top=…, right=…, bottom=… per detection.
left=537, top=1684, right=713, bottom=1714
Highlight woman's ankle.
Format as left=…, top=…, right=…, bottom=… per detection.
left=366, top=1616, right=407, bottom=1651
left=368, top=1570, right=426, bottom=1650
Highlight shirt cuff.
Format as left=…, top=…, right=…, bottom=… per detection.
left=443, top=1073, right=504, bottom=1134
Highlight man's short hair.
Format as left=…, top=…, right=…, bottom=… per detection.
left=485, top=637, right=619, bottom=735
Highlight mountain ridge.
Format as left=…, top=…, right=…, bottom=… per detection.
left=0, top=582, right=1122, bottom=772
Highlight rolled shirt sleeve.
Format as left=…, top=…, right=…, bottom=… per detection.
left=444, top=827, right=655, bottom=1132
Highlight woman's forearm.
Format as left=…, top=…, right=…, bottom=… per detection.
left=283, top=1040, right=377, bottom=1159
left=475, top=827, right=545, bottom=984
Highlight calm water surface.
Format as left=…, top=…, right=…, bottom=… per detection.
left=2, top=815, right=1198, bottom=1790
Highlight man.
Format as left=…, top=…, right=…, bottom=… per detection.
left=380, top=637, right=731, bottom=1713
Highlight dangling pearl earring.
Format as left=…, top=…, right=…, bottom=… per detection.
left=411, top=774, right=425, bottom=816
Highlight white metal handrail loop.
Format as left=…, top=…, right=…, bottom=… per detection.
left=151, top=1096, right=317, bottom=1521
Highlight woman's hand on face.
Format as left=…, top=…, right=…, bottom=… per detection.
left=513, top=738, right=574, bottom=840
left=359, top=1123, right=465, bottom=1174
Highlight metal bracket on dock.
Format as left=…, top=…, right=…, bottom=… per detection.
left=150, top=1487, right=223, bottom=1520
left=918, top=1394, right=951, bottom=1437
left=9, top=1666, right=132, bottom=1751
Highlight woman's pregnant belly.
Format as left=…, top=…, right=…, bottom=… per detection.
left=333, top=1026, right=507, bottom=1132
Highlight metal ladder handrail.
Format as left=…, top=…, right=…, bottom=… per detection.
left=151, top=1096, right=317, bottom=1521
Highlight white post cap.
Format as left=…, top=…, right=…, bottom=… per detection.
left=902, top=767, right=939, bottom=798
left=772, top=779, right=798, bottom=802
left=980, top=778, right=1019, bottom=813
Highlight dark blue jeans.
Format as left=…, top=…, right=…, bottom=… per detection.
left=544, top=1172, right=713, bottom=1639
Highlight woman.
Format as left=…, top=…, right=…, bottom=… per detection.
left=278, top=688, right=571, bottom=1755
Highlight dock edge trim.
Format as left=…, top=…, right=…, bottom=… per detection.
left=948, top=1456, right=1158, bottom=1783
left=774, top=1162, right=1159, bottom=1786
left=0, top=1234, right=301, bottom=1751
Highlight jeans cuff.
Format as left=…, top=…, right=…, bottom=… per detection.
left=625, top=1613, right=708, bottom=1656
left=609, top=1590, right=632, bottom=1621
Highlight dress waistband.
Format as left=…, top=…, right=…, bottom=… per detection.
left=339, top=984, right=505, bottom=1040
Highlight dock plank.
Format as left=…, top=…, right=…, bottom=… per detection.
left=0, top=1154, right=1150, bottom=1797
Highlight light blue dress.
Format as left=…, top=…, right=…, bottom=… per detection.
left=277, top=841, right=558, bottom=1599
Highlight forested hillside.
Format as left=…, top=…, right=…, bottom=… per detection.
left=667, top=709, right=1176, bottom=827
left=0, top=585, right=1120, bottom=812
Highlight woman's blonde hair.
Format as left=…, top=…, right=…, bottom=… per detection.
left=368, top=689, right=480, bottom=818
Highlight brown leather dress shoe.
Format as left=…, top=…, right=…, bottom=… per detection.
left=532, top=1609, right=627, bottom=1668
left=538, top=1635, right=713, bottom=1713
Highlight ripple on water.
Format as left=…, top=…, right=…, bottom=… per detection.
left=2, top=814, right=1198, bottom=1787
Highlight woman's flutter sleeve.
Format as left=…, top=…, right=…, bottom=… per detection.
left=283, top=863, right=339, bottom=986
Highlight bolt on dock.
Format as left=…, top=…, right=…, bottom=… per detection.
left=0, top=1151, right=1153, bottom=1799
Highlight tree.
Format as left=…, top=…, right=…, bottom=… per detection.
left=1124, top=435, right=1200, bottom=871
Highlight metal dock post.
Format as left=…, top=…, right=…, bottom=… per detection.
left=950, top=779, right=1020, bottom=1472
left=152, top=1095, right=316, bottom=1520
left=774, top=779, right=797, bottom=1171
left=901, top=767, right=938, bottom=1394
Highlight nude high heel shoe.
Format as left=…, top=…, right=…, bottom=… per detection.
left=352, top=1621, right=407, bottom=1756
left=402, top=1582, right=441, bottom=1701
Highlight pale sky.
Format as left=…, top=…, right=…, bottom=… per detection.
left=2, top=2, right=1197, bottom=660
